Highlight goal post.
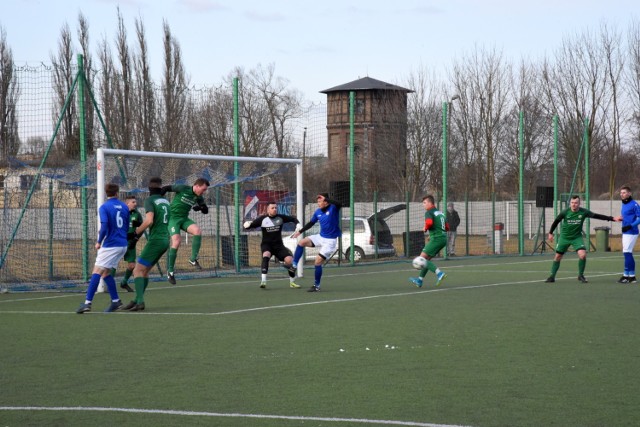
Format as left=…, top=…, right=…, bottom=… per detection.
left=97, top=148, right=304, bottom=280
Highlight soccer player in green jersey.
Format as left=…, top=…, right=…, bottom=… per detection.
left=409, top=195, right=448, bottom=288
left=117, top=195, right=143, bottom=292
left=545, top=195, right=619, bottom=283
left=162, top=178, right=210, bottom=284
left=122, top=177, right=171, bottom=311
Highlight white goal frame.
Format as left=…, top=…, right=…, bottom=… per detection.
left=96, top=148, right=304, bottom=275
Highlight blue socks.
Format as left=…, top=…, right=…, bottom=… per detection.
left=85, top=274, right=120, bottom=303
left=314, top=265, right=322, bottom=287
left=103, top=275, right=119, bottom=301
left=293, top=246, right=304, bottom=265
left=624, top=252, right=635, bottom=276
left=85, top=273, right=101, bottom=303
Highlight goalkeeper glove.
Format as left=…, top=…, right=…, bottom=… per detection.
left=127, top=233, right=141, bottom=249
left=192, top=204, right=208, bottom=214
left=243, top=221, right=252, bottom=229
left=622, top=225, right=632, bottom=232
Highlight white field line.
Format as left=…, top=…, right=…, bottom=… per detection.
left=0, top=255, right=623, bottom=425
left=0, top=406, right=472, bottom=427
left=0, top=271, right=622, bottom=317
left=0, top=255, right=622, bottom=312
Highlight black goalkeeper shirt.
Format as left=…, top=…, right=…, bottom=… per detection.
left=248, top=214, right=299, bottom=244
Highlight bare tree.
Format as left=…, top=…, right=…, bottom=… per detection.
left=115, top=8, right=134, bottom=151
left=97, top=8, right=134, bottom=151
left=189, top=85, right=234, bottom=155
left=97, top=36, right=117, bottom=146
left=50, top=23, right=77, bottom=160
left=0, top=26, right=20, bottom=164
left=404, top=66, right=443, bottom=200
left=626, top=19, right=640, bottom=149
left=247, top=63, right=303, bottom=158
left=132, top=16, right=155, bottom=151
left=501, top=60, right=553, bottom=198
left=158, top=20, right=189, bottom=153
left=540, top=30, right=609, bottom=195
left=77, top=13, right=96, bottom=155
left=600, top=23, right=625, bottom=198
left=450, top=46, right=511, bottom=199
left=225, top=67, right=275, bottom=158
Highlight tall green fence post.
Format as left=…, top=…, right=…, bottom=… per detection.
left=518, top=111, right=525, bottom=255
left=405, top=191, right=410, bottom=258
left=77, top=54, right=89, bottom=280
left=553, top=115, right=559, bottom=218
left=492, top=192, right=496, bottom=254
left=48, top=181, right=54, bottom=280
left=233, top=77, right=240, bottom=272
left=584, top=118, right=590, bottom=247
left=349, top=91, right=355, bottom=265
left=373, top=191, right=378, bottom=259
left=442, top=101, right=448, bottom=258
left=464, top=192, right=469, bottom=256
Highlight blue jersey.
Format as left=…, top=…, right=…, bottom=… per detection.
left=621, top=198, right=640, bottom=235
left=310, top=203, right=342, bottom=239
left=97, top=197, right=130, bottom=247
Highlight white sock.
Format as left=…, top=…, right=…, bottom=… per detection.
left=261, top=274, right=267, bottom=281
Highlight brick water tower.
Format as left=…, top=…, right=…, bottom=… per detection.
left=320, top=76, right=412, bottom=200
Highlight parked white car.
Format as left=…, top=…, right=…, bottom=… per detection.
left=283, top=204, right=406, bottom=262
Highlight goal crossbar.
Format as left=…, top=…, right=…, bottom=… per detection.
left=96, top=148, right=303, bottom=210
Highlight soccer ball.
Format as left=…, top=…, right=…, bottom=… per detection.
left=412, top=256, right=427, bottom=270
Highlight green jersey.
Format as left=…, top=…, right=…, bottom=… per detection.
left=425, top=207, right=447, bottom=239
left=144, top=194, right=171, bottom=241
left=128, top=209, right=143, bottom=235
left=168, top=184, right=205, bottom=219
left=554, top=207, right=594, bottom=240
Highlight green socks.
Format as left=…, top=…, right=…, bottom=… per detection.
left=550, top=260, right=560, bottom=278
left=191, top=235, right=202, bottom=261
left=168, top=247, right=178, bottom=272
left=122, top=268, right=133, bottom=284
left=134, top=277, right=145, bottom=304
left=578, top=258, right=586, bottom=275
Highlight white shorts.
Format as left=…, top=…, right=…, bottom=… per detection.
left=622, top=234, right=639, bottom=253
left=94, top=246, right=127, bottom=269
left=309, top=235, right=339, bottom=259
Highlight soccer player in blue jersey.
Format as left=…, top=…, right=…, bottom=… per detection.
left=291, top=193, right=342, bottom=292
left=615, top=186, right=640, bottom=283
left=76, top=183, right=129, bottom=313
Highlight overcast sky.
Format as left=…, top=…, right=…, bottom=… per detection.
left=2, top=0, right=638, bottom=103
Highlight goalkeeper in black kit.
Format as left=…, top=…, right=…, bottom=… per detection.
left=243, top=201, right=301, bottom=289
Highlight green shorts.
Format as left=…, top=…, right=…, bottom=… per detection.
left=123, top=246, right=137, bottom=263
left=554, top=236, right=586, bottom=254
left=423, top=237, right=446, bottom=258
left=138, top=238, right=170, bottom=267
left=169, top=217, right=196, bottom=237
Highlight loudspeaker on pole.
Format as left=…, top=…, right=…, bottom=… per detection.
left=536, top=186, right=554, bottom=208
left=329, top=181, right=350, bottom=207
